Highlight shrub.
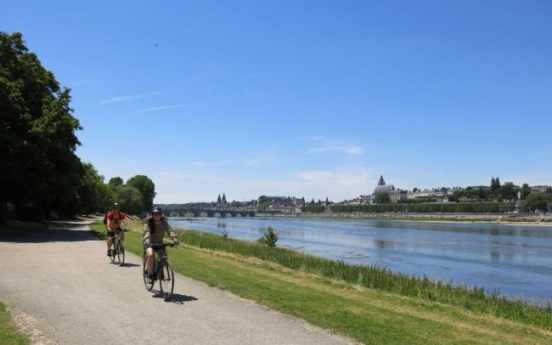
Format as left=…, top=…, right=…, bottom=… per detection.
left=258, top=226, right=278, bottom=247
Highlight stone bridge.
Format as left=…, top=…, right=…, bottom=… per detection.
left=169, top=208, right=257, bottom=217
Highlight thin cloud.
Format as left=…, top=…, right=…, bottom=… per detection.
left=308, top=145, right=364, bottom=155
left=244, top=146, right=281, bottom=167
left=99, top=92, right=160, bottom=105
left=133, top=104, right=187, bottom=113
left=304, top=136, right=364, bottom=155
left=191, top=160, right=233, bottom=168
left=296, top=170, right=370, bottom=186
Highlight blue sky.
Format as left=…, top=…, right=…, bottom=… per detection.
left=3, top=1, right=551, bottom=204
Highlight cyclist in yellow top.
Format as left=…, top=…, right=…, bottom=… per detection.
left=143, top=206, right=179, bottom=282
left=106, top=203, right=128, bottom=256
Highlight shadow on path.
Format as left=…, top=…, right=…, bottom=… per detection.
left=114, top=262, right=141, bottom=268
left=149, top=290, right=199, bottom=305
left=0, top=220, right=99, bottom=244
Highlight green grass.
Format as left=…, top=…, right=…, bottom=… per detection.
left=174, top=229, right=552, bottom=330
left=0, top=302, right=30, bottom=345
left=89, top=221, right=552, bottom=345
left=4, top=218, right=550, bottom=344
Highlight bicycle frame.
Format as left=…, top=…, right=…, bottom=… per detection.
left=143, top=242, right=175, bottom=300
left=151, top=244, right=169, bottom=278
left=109, top=229, right=128, bottom=266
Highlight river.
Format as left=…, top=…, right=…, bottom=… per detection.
left=168, top=216, right=552, bottom=306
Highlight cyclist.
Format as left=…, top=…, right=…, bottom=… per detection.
left=143, top=206, right=179, bottom=282
left=106, top=203, right=128, bottom=256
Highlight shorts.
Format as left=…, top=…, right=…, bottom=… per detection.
left=107, top=228, right=123, bottom=238
left=143, top=243, right=162, bottom=252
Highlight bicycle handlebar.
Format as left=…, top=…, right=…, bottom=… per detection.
left=150, top=242, right=176, bottom=250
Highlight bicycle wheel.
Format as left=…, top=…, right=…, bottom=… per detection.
left=116, top=241, right=125, bottom=266
left=158, top=260, right=175, bottom=301
left=142, top=254, right=154, bottom=291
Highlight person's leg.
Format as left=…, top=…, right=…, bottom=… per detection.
left=145, top=247, right=155, bottom=281
left=106, top=231, right=114, bottom=256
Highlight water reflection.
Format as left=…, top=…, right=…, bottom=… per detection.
left=374, top=239, right=395, bottom=249
left=169, top=216, right=552, bottom=305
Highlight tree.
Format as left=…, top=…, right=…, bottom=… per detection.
left=77, top=162, right=114, bottom=214
left=108, top=177, right=124, bottom=189
left=520, top=184, right=532, bottom=200
left=258, top=226, right=278, bottom=247
left=115, top=186, right=143, bottom=215
left=500, top=182, right=517, bottom=201
left=477, top=187, right=488, bottom=200
left=374, top=193, right=391, bottom=204
left=126, top=175, right=156, bottom=212
left=0, top=32, right=82, bottom=222
left=523, top=192, right=551, bottom=213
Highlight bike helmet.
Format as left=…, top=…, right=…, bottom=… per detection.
left=152, top=206, right=163, bottom=214
left=112, top=202, right=119, bottom=209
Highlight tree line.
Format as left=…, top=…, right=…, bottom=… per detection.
left=0, top=32, right=155, bottom=223
left=328, top=180, right=552, bottom=215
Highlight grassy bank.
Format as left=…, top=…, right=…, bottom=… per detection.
left=0, top=293, right=30, bottom=345
left=90, top=220, right=552, bottom=345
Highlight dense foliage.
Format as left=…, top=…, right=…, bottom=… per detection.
left=0, top=31, right=156, bottom=222
left=331, top=202, right=518, bottom=214
left=0, top=32, right=82, bottom=221
left=126, top=175, right=156, bottom=212
left=301, top=205, right=326, bottom=213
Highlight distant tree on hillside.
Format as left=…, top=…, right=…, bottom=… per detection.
left=524, top=192, right=551, bottom=213
left=520, top=184, right=532, bottom=200
left=374, top=193, right=391, bottom=204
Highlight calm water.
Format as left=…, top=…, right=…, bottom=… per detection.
left=169, top=216, right=552, bottom=305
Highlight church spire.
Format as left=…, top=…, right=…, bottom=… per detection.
left=378, top=175, right=386, bottom=186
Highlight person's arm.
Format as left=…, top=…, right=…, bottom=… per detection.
left=106, top=213, right=112, bottom=230
left=164, top=221, right=179, bottom=244
left=121, top=213, right=128, bottom=229
left=143, top=222, right=152, bottom=246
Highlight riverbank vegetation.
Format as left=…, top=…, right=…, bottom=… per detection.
left=90, top=220, right=552, bottom=344
left=330, top=202, right=518, bottom=214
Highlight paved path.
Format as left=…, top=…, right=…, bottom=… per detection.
left=0, top=220, right=358, bottom=345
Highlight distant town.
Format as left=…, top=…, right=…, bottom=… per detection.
left=161, top=176, right=552, bottom=216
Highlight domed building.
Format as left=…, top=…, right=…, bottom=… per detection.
left=370, top=175, right=407, bottom=204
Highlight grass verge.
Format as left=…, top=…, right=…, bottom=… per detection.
left=0, top=302, right=30, bottom=345
left=89, top=220, right=552, bottom=345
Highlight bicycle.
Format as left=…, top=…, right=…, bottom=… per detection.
left=108, top=228, right=128, bottom=266
left=142, top=242, right=176, bottom=301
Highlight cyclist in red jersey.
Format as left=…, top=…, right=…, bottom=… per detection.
left=106, top=203, right=128, bottom=256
